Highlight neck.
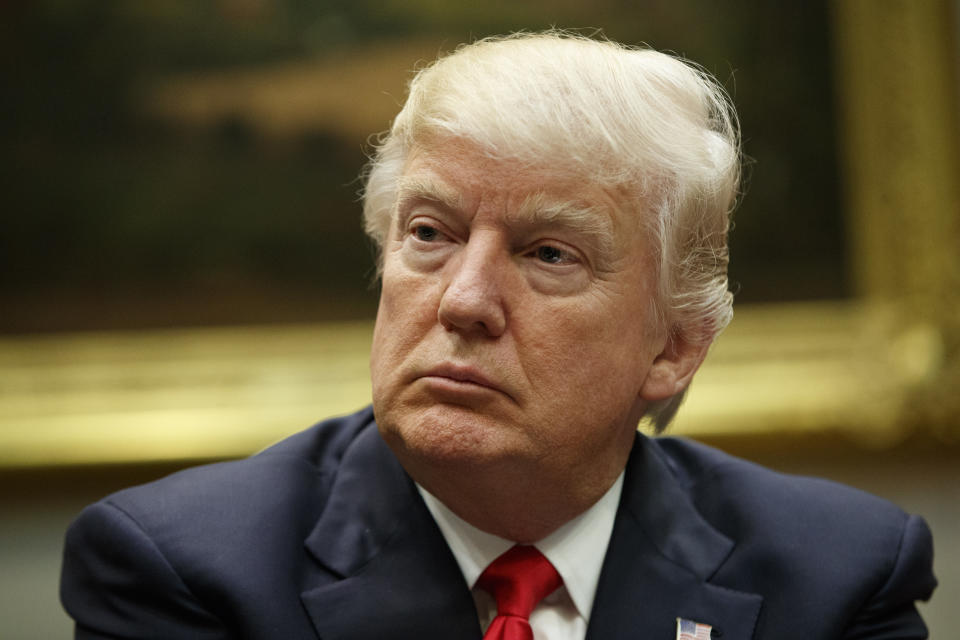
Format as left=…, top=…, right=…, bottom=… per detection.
left=401, top=444, right=632, bottom=543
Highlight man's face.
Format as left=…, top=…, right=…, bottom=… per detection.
left=370, top=139, right=673, bottom=496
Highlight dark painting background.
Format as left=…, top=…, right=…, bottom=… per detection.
left=2, top=0, right=844, bottom=333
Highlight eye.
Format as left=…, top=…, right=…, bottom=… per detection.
left=412, top=224, right=441, bottom=242
left=536, top=246, right=564, bottom=263
left=533, top=244, right=578, bottom=265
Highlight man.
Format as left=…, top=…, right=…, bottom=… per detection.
left=61, top=32, right=936, bottom=639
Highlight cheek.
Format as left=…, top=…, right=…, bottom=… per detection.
left=371, top=265, right=438, bottom=368
left=521, top=299, right=654, bottom=397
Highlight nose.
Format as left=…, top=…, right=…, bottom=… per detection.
left=437, top=234, right=508, bottom=337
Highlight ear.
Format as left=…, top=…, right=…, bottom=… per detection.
left=639, top=330, right=710, bottom=402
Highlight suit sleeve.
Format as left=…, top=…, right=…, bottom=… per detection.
left=61, top=500, right=229, bottom=640
left=843, top=514, right=938, bottom=640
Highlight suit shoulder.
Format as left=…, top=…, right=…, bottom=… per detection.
left=650, top=436, right=933, bottom=591
left=62, top=411, right=377, bottom=637
left=648, top=437, right=935, bottom=635
left=652, top=436, right=915, bottom=525
left=86, top=407, right=377, bottom=546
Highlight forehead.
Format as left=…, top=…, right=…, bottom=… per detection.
left=401, top=141, right=592, bottom=202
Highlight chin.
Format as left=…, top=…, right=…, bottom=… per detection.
left=378, top=403, right=525, bottom=468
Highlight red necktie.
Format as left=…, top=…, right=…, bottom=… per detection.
left=476, top=545, right=563, bottom=640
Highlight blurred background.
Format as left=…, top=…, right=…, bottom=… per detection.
left=1, top=0, right=849, bottom=333
left=1, top=0, right=957, bottom=637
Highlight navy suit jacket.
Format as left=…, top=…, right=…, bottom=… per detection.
left=61, top=407, right=936, bottom=639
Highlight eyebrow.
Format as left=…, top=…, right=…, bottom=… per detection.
left=395, top=175, right=464, bottom=215
left=394, top=173, right=618, bottom=265
left=513, top=191, right=617, bottom=261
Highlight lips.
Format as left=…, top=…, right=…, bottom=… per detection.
left=419, top=363, right=510, bottom=398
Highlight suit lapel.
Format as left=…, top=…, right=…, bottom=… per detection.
left=298, top=424, right=761, bottom=639
left=299, top=425, right=481, bottom=640
left=587, top=435, right=763, bottom=640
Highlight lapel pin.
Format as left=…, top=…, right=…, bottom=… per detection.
left=676, top=617, right=713, bottom=640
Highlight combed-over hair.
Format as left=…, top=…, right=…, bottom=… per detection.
left=361, top=31, right=741, bottom=430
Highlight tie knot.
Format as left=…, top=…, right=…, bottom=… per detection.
left=476, top=545, right=562, bottom=619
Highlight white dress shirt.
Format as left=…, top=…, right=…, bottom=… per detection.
left=418, top=472, right=624, bottom=640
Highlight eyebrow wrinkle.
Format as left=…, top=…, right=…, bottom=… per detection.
left=395, top=175, right=464, bottom=214
left=513, top=191, right=617, bottom=262
left=393, top=176, right=619, bottom=269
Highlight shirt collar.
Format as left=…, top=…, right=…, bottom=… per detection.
left=417, top=471, right=624, bottom=622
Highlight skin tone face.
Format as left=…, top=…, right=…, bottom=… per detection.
left=369, top=138, right=707, bottom=542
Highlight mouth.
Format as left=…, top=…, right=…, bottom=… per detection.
left=418, top=363, right=511, bottom=399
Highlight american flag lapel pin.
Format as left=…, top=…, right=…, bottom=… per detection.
left=676, top=617, right=713, bottom=640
